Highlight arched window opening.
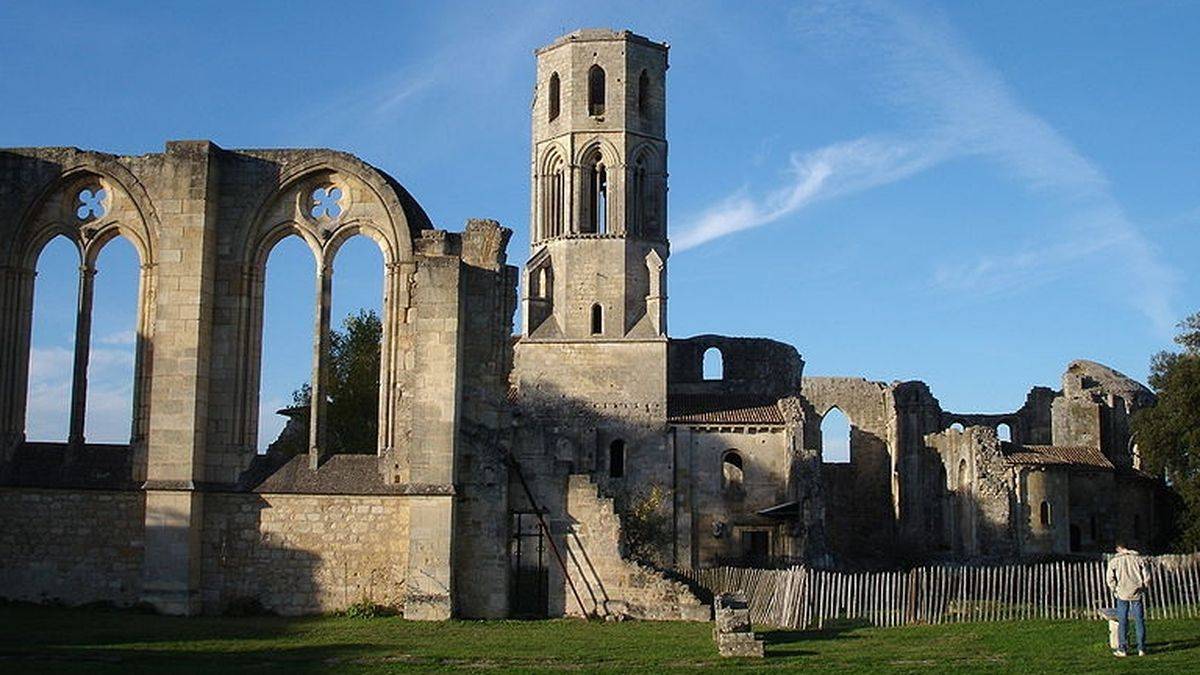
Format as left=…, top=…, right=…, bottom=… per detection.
left=540, top=153, right=565, bottom=239
left=24, top=236, right=80, bottom=441
left=535, top=265, right=553, bottom=301
left=997, top=422, right=1012, bottom=443
left=328, top=235, right=385, bottom=455
left=722, top=451, right=744, bottom=494
left=258, top=236, right=316, bottom=454
left=950, top=422, right=964, bottom=432
left=702, top=347, right=723, bottom=381
left=1039, top=500, right=1052, bottom=528
left=609, top=439, right=625, bottom=478
left=548, top=72, right=560, bottom=122
left=590, top=303, right=603, bottom=336
left=638, top=69, right=650, bottom=117
left=581, top=150, right=608, bottom=234
left=958, top=458, right=970, bottom=490
left=821, top=407, right=851, bottom=463
left=85, top=236, right=139, bottom=443
left=632, top=156, right=647, bottom=236
left=588, top=64, right=605, bottom=116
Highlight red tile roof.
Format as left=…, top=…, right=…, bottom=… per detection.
left=667, top=394, right=784, bottom=426
left=1005, top=445, right=1114, bottom=470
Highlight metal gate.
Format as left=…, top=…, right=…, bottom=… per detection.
left=510, top=511, right=548, bottom=618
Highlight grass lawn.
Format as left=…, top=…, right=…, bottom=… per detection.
left=0, top=604, right=1197, bottom=673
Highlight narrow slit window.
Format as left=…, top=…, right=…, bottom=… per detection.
left=590, top=304, right=603, bottom=335
left=1039, top=500, right=1052, bottom=527
left=638, top=69, right=650, bottom=117
left=588, top=65, right=605, bottom=116
left=609, top=439, right=625, bottom=478
left=548, top=72, right=560, bottom=121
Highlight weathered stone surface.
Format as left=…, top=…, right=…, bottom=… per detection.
left=0, top=27, right=1166, bottom=622
left=713, top=593, right=764, bottom=658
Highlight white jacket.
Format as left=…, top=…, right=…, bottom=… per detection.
left=1106, top=550, right=1152, bottom=601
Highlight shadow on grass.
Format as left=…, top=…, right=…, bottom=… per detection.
left=1146, top=637, right=1200, bottom=654
left=0, top=643, right=387, bottom=674
left=762, top=618, right=870, bottom=658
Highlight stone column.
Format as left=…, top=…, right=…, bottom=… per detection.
left=309, top=261, right=332, bottom=469
left=403, top=256, right=462, bottom=620
left=0, top=266, right=36, bottom=458
left=68, top=264, right=96, bottom=447
left=140, top=140, right=219, bottom=615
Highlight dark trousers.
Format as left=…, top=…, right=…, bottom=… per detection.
left=1115, top=598, right=1146, bottom=653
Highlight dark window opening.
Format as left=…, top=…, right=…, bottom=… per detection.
left=609, top=439, right=625, bottom=478
left=548, top=72, right=560, bottom=121
left=632, top=158, right=647, bottom=236
left=638, top=69, right=650, bottom=117
left=741, top=530, right=769, bottom=567
left=588, top=64, right=605, bottom=116
left=591, top=304, right=603, bottom=335
left=1039, top=500, right=1052, bottom=527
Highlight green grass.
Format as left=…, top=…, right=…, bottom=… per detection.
left=0, top=603, right=1197, bottom=673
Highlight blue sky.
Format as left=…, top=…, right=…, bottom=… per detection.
left=3, top=1, right=1196, bottom=447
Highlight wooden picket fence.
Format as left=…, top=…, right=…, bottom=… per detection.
left=682, top=553, right=1200, bottom=629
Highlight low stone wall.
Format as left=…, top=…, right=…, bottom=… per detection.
left=200, top=492, right=410, bottom=615
left=0, top=488, right=145, bottom=606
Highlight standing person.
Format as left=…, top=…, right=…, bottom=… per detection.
left=1106, top=541, right=1152, bottom=657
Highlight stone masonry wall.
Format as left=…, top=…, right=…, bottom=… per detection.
left=0, top=488, right=144, bottom=606
left=564, top=474, right=709, bottom=621
left=200, top=493, right=409, bottom=615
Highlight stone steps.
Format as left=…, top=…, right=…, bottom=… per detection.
left=564, top=474, right=710, bottom=622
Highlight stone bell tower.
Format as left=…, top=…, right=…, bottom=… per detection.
left=522, top=29, right=669, bottom=340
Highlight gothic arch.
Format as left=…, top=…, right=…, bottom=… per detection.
left=233, top=156, right=425, bottom=464
left=0, top=158, right=158, bottom=470
left=574, top=138, right=621, bottom=169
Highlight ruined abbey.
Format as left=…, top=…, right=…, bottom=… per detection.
left=0, top=29, right=1168, bottom=620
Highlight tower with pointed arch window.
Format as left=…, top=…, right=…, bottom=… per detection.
left=523, top=29, right=669, bottom=340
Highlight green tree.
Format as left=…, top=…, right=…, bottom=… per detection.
left=1133, top=311, right=1200, bottom=551
left=289, top=309, right=382, bottom=455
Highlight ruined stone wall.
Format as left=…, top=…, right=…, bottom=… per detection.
left=451, top=221, right=518, bottom=619
left=563, top=474, right=708, bottom=621
left=800, top=377, right=895, bottom=562
left=1018, top=468, right=1071, bottom=555
left=668, top=336, right=803, bottom=397
left=0, top=488, right=144, bottom=605
left=674, top=428, right=790, bottom=567
left=200, top=492, right=409, bottom=615
left=925, top=427, right=1015, bottom=558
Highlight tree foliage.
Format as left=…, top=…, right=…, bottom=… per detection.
left=1133, top=311, right=1200, bottom=551
left=289, top=309, right=382, bottom=455
left=618, top=483, right=672, bottom=566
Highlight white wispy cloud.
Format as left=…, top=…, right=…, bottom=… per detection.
left=675, top=0, right=1179, bottom=331
left=25, top=345, right=135, bottom=443
left=99, top=329, right=137, bottom=345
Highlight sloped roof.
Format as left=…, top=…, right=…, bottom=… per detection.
left=667, top=393, right=784, bottom=426
left=1005, top=445, right=1114, bottom=470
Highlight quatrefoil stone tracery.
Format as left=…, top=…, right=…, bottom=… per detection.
left=77, top=188, right=108, bottom=221
left=311, top=186, right=344, bottom=219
